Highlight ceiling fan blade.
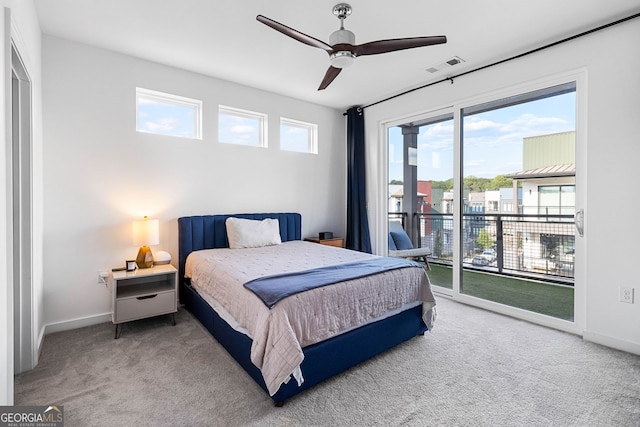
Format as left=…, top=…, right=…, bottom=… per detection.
left=353, top=36, right=447, bottom=56
left=257, top=15, right=333, bottom=52
left=318, top=66, right=342, bottom=90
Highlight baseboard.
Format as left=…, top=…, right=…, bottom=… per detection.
left=583, top=330, right=640, bottom=356
left=44, top=312, right=111, bottom=335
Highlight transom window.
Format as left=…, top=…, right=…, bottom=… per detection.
left=218, top=105, right=268, bottom=147
left=280, top=117, right=318, bottom=154
left=136, top=88, right=202, bottom=139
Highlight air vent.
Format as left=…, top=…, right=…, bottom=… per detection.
left=426, top=56, right=465, bottom=74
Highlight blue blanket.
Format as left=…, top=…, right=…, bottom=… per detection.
left=244, top=257, right=423, bottom=308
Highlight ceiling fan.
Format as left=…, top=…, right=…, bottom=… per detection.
left=257, top=3, right=447, bottom=91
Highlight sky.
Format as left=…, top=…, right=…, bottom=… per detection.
left=218, top=111, right=262, bottom=146
left=137, top=97, right=198, bottom=139
left=388, top=91, right=576, bottom=182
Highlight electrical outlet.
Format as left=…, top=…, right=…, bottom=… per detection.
left=619, top=286, right=634, bottom=304
left=97, top=271, right=109, bottom=286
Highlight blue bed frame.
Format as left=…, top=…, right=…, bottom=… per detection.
left=178, top=213, right=428, bottom=405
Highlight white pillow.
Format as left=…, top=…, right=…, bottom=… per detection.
left=225, top=217, right=282, bottom=249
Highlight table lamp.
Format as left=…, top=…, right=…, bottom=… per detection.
left=133, top=216, right=159, bottom=269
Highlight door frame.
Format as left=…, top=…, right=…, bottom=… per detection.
left=10, top=33, right=35, bottom=374
left=378, top=69, right=587, bottom=335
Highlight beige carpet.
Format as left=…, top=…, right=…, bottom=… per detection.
left=14, top=297, right=640, bottom=426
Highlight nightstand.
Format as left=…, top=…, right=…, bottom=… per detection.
left=108, top=264, right=178, bottom=339
left=304, top=237, right=345, bottom=248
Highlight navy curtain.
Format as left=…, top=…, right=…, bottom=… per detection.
left=345, top=106, right=372, bottom=253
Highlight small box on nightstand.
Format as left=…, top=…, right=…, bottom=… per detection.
left=319, top=231, right=333, bottom=240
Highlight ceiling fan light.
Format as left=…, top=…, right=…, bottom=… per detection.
left=330, top=51, right=356, bottom=68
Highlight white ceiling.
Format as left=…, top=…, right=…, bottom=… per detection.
left=34, top=1, right=640, bottom=111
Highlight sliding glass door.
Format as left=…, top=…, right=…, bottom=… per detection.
left=388, top=81, right=578, bottom=322
left=460, top=83, right=576, bottom=320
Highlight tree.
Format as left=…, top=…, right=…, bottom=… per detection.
left=389, top=179, right=403, bottom=185
left=476, top=228, right=493, bottom=250
left=491, top=175, right=513, bottom=190
left=432, top=178, right=453, bottom=191
left=409, top=175, right=514, bottom=192
left=464, top=176, right=491, bottom=192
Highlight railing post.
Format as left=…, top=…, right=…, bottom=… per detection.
left=496, top=215, right=504, bottom=272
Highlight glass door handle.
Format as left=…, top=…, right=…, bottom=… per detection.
left=575, top=209, right=584, bottom=237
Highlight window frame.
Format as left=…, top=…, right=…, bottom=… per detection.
left=279, top=117, right=318, bottom=154
left=538, top=184, right=576, bottom=215
left=218, top=105, right=268, bottom=148
left=136, top=87, right=202, bottom=140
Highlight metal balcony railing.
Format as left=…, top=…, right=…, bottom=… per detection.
left=389, top=212, right=576, bottom=285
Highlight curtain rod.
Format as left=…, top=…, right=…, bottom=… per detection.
left=345, top=10, right=640, bottom=113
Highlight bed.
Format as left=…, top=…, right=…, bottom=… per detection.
left=178, top=212, right=435, bottom=405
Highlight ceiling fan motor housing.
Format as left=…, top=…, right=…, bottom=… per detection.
left=330, top=28, right=355, bottom=45
left=329, top=29, right=356, bottom=68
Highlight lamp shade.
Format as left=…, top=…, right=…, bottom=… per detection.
left=132, top=217, right=159, bottom=247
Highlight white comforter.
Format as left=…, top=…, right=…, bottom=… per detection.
left=185, top=240, right=436, bottom=396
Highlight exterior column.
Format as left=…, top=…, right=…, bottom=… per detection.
left=402, top=125, right=419, bottom=245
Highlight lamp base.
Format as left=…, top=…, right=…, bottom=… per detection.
left=136, top=246, right=154, bottom=269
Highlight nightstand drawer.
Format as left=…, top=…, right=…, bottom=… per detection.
left=115, top=290, right=176, bottom=323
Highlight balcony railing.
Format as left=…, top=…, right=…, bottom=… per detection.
left=390, top=212, right=576, bottom=285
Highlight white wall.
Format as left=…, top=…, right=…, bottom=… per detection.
left=0, top=0, right=42, bottom=406
left=41, top=36, right=346, bottom=330
left=365, top=18, right=640, bottom=354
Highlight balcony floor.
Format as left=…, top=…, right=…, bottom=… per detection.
left=427, top=264, right=574, bottom=321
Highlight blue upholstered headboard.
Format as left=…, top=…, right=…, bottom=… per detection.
left=177, top=213, right=302, bottom=282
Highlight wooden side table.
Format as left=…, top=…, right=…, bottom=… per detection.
left=304, top=237, right=345, bottom=248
